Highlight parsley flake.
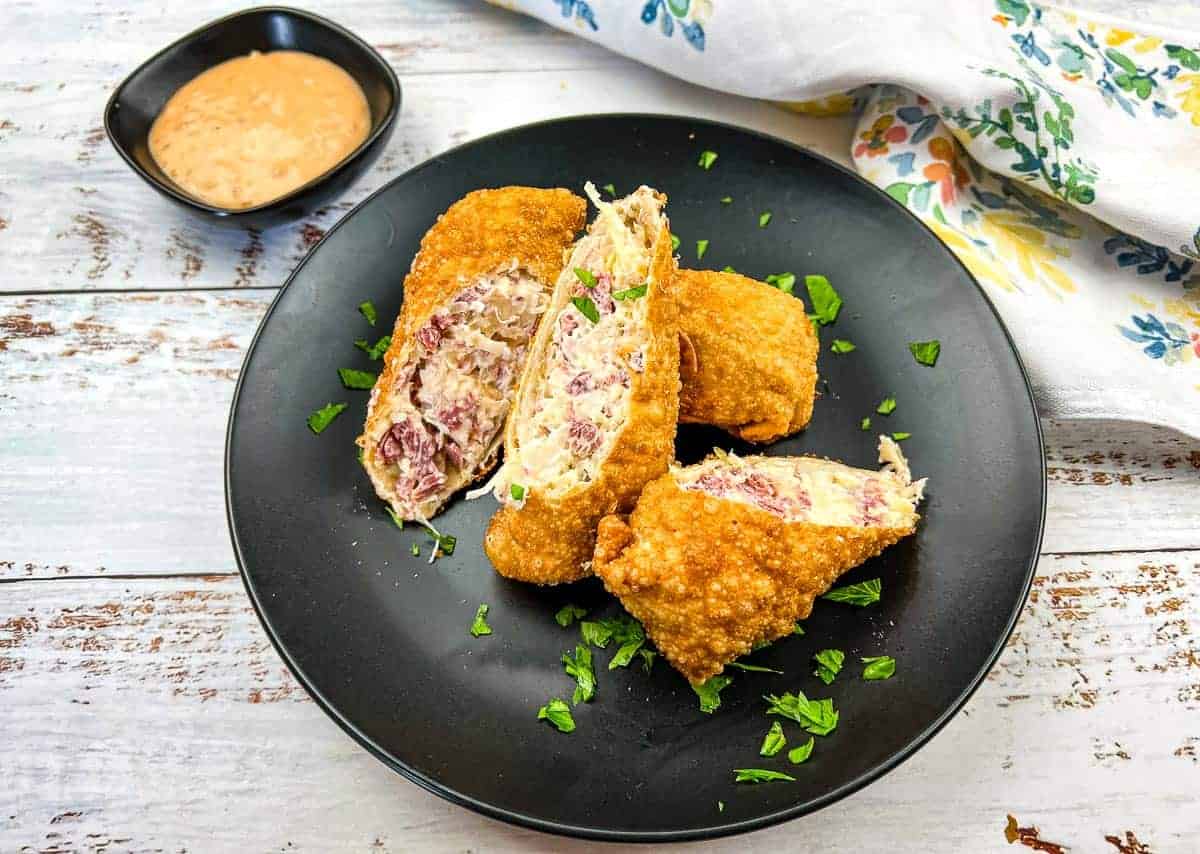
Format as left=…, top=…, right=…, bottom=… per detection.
left=830, top=339, right=856, bottom=354
left=821, top=578, right=882, bottom=606
left=510, top=483, right=526, bottom=501
left=571, top=296, right=600, bottom=324
left=730, top=662, right=784, bottom=675
left=573, top=267, right=598, bottom=288
left=720, top=196, right=733, bottom=204
left=696, top=239, right=709, bottom=260
left=765, top=272, right=796, bottom=294
left=358, top=301, right=377, bottom=326
left=693, top=674, right=733, bottom=714
left=537, top=698, right=575, bottom=733
left=470, top=604, right=492, bottom=638
left=338, top=367, right=377, bottom=390
left=602, top=183, right=617, bottom=196
left=307, top=402, right=347, bottom=434
left=758, top=211, right=772, bottom=228
left=759, top=721, right=787, bottom=757
left=563, top=644, right=596, bottom=704
left=908, top=339, right=941, bottom=366
left=862, top=655, right=897, bottom=680
left=721, top=265, right=737, bottom=274
left=698, top=150, right=719, bottom=170
left=876, top=397, right=897, bottom=415
left=384, top=507, right=404, bottom=530
left=638, top=648, right=657, bottom=673
left=717, top=800, right=725, bottom=812
left=613, top=283, right=648, bottom=300
left=805, top=275, right=842, bottom=325
left=788, top=737, right=815, bottom=764
left=860, top=416, right=871, bottom=431
left=671, top=233, right=681, bottom=252
left=555, top=604, right=587, bottom=627
left=580, top=620, right=614, bottom=648
left=813, top=649, right=845, bottom=685
left=734, top=768, right=795, bottom=784
left=410, top=542, right=420, bottom=557
left=764, top=691, right=839, bottom=736
left=354, top=335, right=391, bottom=360
left=580, top=615, right=646, bottom=668
left=892, top=431, right=912, bottom=441
left=793, top=623, right=805, bottom=636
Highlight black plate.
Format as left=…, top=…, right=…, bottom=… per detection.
left=226, top=115, right=1044, bottom=841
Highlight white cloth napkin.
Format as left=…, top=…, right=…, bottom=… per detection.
left=490, top=0, right=1200, bottom=438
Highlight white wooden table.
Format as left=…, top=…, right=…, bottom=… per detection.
left=3, top=2, right=1198, bottom=851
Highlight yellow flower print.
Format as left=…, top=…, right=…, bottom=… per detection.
left=1105, top=29, right=1134, bottom=46
left=973, top=211, right=1078, bottom=298
left=785, top=93, right=858, bottom=117
left=1175, top=73, right=1200, bottom=127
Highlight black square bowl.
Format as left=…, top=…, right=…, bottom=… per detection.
left=104, top=6, right=400, bottom=229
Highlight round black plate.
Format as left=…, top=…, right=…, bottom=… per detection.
left=226, top=115, right=1044, bottom=841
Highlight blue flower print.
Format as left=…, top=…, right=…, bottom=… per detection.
left=555, top=0, right=597, bottom=31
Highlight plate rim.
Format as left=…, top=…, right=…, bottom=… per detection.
left=224, top=112, right=1047, bottom=842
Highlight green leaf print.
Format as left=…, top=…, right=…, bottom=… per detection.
left=1166, top=45, right=1200, bottom=71
left=1104, top=48, right=1137, bottom=74
left=995, top=0, right=1030, bottom=26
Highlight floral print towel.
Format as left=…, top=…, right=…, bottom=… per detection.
left=489, top=0, right=1200, bottom=438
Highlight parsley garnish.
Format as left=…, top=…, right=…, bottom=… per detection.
left=908, top=340, right=941, bottom=366
left=721, top=265, right=737, bottom=274
left=573, top=267, right=598, bottom=288
left=764, top=691, right=839, bottom=736
left=720, top=196, right=733, bottom=204
left=822, top=578, right=882, bottom=606
left=788, top=737, right=815, bottom=764
left=730, top=662, right=784, bottom=675
left=765, top=272, right=795, bottom=294
left=358, top=300, right=377, bottom=326
left=613, top=283, right=648, bottom=300
left=698, top=150, right=719, bottom=170
left=860, top=416, right=871, bottom=431
left=470, top=604, right=492, bottom=637
left=510, top=483, right=526, bottom=501
left=562, top=644, right=596, bottom=704
left=602, top=182, right=616, bottom=196
left=862, top=655, right=897, bottom=680
left=892, top=431, right=911, bottom=441
left=759, top=721, right=786, bottom=757
left=356, top=446, right=363, bottom=462
left=734, top=768, right=795, bottom=784
left=638, top=648, right=657, bottom=673
left=717, top=800, right=725, bottom=812
left=338, top=368, right=377, bottom=390
left=307, top=402, right=347, bottom=434
left=670, top=233, right=681, bottom=252
left=571, top=296, right=600, bottom=323
left=580, top=620, right=614, bottom=648
left=354, top=334, right=391, bottom=360
left=421, top=522, right=456, bottom=557
left=830, top=339, right=856, bottom=354
left=410, top=542, right=420, bottom=557
left=750, top=639, right=772, bottom=652
left=696, top=239, right=709, bottom=260
left=537, top=698, right=575, bottom=733
left=813, top=649, right=845, bottom=685
left=555, top=604, right=587, bottom=627
left=385, top=507, right=404, bottom=530
left=805, top=275, right=842, bottom=325
left=876, top=397, right=896, bottom=415
left=693, top=674, right=733, bottom=714
left=758, top=211, right=772, bottom=228
left=580, top=615, right=646, bottom=668
left=794, top=623, right=805, bottom=636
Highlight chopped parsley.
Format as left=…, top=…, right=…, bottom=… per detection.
left=537, top=698, right=575, bottom=733
left=821, top=578, right=882, bottom=606
left=571, top=296, right=600, bottom=324
left=580, top=614, right=646, bottom=668
left=876, top=397, right=897, bottom=415
left=805, top=275, right=842, bottom=325
left=384, top=507, right=404, bottom=530
left=730, top=662, right=784, bottom=675
left=573, top=267, right=598, bottom=288
left=758, top=211, right=772, bottom=228
left=830, top=339, right=856, bottom=354
left=613, top=283, right=648, bottom=300
left=555, top=604, right=587, bottom=627
left=410, top=542, right=420, bottom=557
left=698, top=150, right=719, bottom=170
left=860, top=416, right=871, bottom=431
left=356, top=446, right=363, bottom=462
left=671, top=233, right=681, bottom=252
left=307, top=402, right=347, bottom=434
left=892, top=431, right=912, bottom=441
left=734, top=768, right=795, bottom=784
left=765, top=272, right=796, bottom=294
left=580, top=620, right=614, bottom=648
left=788, top=737, right=815, bottom=764
left=602, top=183, right=617, bottom=196
left=469, top=604, right=492, bottom=638
left=421, top=522, right=456, bottom=558
left=562, top=644, right=596, bottom=704
left=908, top=339, right=941, bottom=366
left=862, top=655, right=897, bottom=680
left=354, top=335, right=391, bottom=360
left=721, top=265, right=737, bottom=274
left=696, top=239, right=709, bottom=260
left=759, top=721, right=787, bottom=757
left=693, top=674, right=733, bottom=714
left=717, top=800, right=725, bottom=812
left=358, top=300, right=377, bottom=326
left=793, top=623, right=805, bottom=636
left=720, top=196, right=733, bottom=204
left=338, top=368, right=377, bottom=390
left=764, top=691, right=839, bottom=736
left=813, top=649, right=845, bottom=685
left=638, top=648, right=657, bottom=673
left=510, top=483, right=526, bottom=501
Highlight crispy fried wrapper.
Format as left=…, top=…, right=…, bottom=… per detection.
left=677, top=270, right=819, bottom=443
left=593, top=438, right=925, bottom=683
left=485, top=186, right=680, bottom=584
left=359, top=186, right=586, bottom=520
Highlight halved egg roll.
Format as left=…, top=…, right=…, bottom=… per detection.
left=484, top=182, right=680, bottom=585
left=593, top=437, right=925, bottom=683
left=677, top=269, right=818, bottom=443
left=358, top=186, right=586, bottom=521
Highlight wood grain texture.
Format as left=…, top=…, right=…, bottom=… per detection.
left=1, top=555, right=1195, bottom=852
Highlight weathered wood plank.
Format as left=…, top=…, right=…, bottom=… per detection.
left=1, top=552, right=1195, bottom=851
left=0, top=65, right=855, bottom=295
left=2, top=292, right=1199, bottom=579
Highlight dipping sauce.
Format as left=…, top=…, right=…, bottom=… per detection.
left=149, top=50, right=370, bottom=209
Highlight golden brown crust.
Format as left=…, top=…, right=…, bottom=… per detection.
left=677, top=270, right=819, bottom=443
left=358, top=187, right=586, bottom=518
left=485, top=201, right=680, bottom=585
left=593, top=474, right=915, bottom=684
